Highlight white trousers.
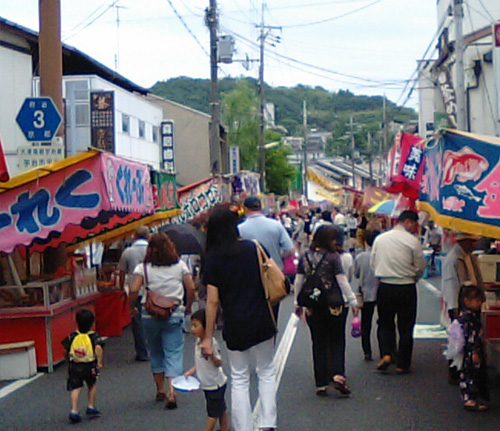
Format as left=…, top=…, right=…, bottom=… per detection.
left=227, top=338, right=277, bottom=431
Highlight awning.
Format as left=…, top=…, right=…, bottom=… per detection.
left=0, top=150, right=156, bottom=253
left=418, top=129, right=500, bottom=239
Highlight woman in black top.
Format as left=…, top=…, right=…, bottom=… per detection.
left=201, top=207, right=277, bottom=431
left=294, top=225, right=359, bottom=397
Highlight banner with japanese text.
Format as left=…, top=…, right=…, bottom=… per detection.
left=419, top=130, right=500, bottom=238
left=0, top=154, right=109, bottom=253
left=385, top=132, right=425, bottom=200
left=100, top=153, right=154, bottom=213
left=152, top=171, right=179, bottom=211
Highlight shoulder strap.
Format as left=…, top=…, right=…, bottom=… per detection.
left=305, top=252, right=327, bottom=276
left=143, top=262, right=149, bottom=290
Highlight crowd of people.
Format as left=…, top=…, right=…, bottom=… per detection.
left=61, top=199, right=494, bottom=428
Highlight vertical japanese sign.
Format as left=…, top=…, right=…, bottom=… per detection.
left=384, top=133, right=425, bottom=199
left=229, top=145, right=240, bottom=174
left=91, top=91, right=115, bottom=153
left=161, top=120, right=175, bottom=173
left=419, top=130, right=500, bottom=237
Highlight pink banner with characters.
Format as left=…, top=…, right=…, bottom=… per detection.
left=0, top=152, right=155, bottom=253
left=100, top=153, right=154, bottom=213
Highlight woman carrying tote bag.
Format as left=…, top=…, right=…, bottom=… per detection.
left=200, top=207, right=278, bottom=431
left=294, top=225, right=359, bottom=397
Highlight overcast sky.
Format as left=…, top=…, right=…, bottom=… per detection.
left=0, top=0, right=438, bottom=107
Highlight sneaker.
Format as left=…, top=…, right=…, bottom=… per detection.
left=69, top=412, right=82, bottom=424
left=86, top=407, right=101, bottom=418
left=364, top=354, right=373, bottom=361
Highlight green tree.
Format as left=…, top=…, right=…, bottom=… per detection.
left=221, top=82, right=296, bottom=195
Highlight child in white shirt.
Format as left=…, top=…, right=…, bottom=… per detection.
left=185, top=309, right=229, bottom=431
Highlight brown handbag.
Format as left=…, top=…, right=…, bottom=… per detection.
left=253, top=240, right=288, bottom=305
left=143, top=264, right=179, bottom=320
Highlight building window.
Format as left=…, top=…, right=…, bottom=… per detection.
left=139, top=120, right=145, bottom=139
left=122, top=114, right=130, bottom=134
left=152, top=126, right=159, bottom=143
left=65, top=80, right=90, bottom=126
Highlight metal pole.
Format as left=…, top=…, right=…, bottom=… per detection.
left=454, top=0, right=467, bottom=131
left=350, top=117, right=356, bottom=189
left=258, top=3, right=266, bottom=192
left=302, top=100, right=308, bottom=199
left=368, top=132, right=373, bottom=183
left=207, top=0, right=221, bottom=175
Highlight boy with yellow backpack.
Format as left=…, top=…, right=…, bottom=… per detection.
left=62, top=308, right=104, bottom=423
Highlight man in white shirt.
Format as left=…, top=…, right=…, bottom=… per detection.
left=370, top=210, right=425, bottom=374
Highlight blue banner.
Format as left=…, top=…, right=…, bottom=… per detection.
left=419, top=130, right=500, bottom=238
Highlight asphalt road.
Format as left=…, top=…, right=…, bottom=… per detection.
left=1, top=280, right=499, bottom=430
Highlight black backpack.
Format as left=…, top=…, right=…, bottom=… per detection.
left=297, top=252, right=344, bottom=310
left=297, top=253, right=328, bottom=308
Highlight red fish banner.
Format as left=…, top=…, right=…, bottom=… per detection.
left=385, top=132, right=425, bottom=200
left=0, top=135, right=9, bottom=182
left=419, top=129, right=500, bottom=238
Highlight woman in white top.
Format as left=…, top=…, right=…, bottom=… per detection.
left=129, top=233, right=195, bottom=409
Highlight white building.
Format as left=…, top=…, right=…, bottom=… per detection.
left=0, top=17, right=215, bottom=184
left=418, top=1, right=500, bottom=137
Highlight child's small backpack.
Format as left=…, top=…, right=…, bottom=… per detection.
left=445, top=319, right=465, bottom=369
left=69, top=331, right=96, bottom=363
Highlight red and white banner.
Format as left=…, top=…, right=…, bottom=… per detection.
left=0, top=136, right=9, bottom=182
left=385, top=132, right=425, bottom=200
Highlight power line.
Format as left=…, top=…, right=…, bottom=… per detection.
left=63, top=0, right=120, bottom=41
left=279, top=0, right=384, bottom=29
left=164, top=0, right=209, bottom=58
left=223, top=25, right=408, bottom=86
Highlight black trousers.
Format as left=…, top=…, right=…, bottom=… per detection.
left=361, top=301, right=377, bottom=357
left=377, top=282, right=417, bottom=369
left=306, top=306, right=348, bottom=387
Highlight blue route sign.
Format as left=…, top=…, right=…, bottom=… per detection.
left=16, top=97, right=62, bottom=142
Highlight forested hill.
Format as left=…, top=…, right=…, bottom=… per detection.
left=150, top=76, right=417, bottom=136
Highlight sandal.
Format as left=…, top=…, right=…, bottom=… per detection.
left=316, top=386, right=327, bottom=397
left=464, top=402, right=488, bottom=412
left=165, top=395, right=178, bottom=410
left=333, top=376, right=351, bottom=396
left=155, top=392, right=167, bottom=402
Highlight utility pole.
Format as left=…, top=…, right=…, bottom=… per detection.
left=380, top=94, right=388, bottom=181
left=257, top=3, right=281, bottom=192
left=367, top=132, right=373, bottom=183
left=302, top=100, right=308, bottom=199
left=206, top=0, right=221, bottom=175
left=454, top=0, right=467, bottom=131
left=350, top=117, right=356, bottom=189
left=114, top=4, right=127, bottom=71
left=39, top=0, right=64, bottom=138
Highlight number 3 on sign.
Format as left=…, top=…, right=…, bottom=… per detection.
left=33, top=110, right=45, bottom=129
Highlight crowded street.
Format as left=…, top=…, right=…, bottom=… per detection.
left=1, top=275, right=499, bottom=430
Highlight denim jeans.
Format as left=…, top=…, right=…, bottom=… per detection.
left=227, top=338, right=277, bottom=431
left=142, top=313, right=184, bottom=376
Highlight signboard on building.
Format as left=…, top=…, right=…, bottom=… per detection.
left=18, top=143, right=65, bottom=171
left=90, top=91, right=115, bottom=153
left=161, top=120, right=175, bottom=173
left=229, top=145, right=240, bottom=174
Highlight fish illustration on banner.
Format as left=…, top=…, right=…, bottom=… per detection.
left=419, top=130, right=500, bottom=238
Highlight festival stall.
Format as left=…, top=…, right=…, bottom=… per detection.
left=418, top=129, right=500, bottom=373
left=0, top=150, right=179, bottom=370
